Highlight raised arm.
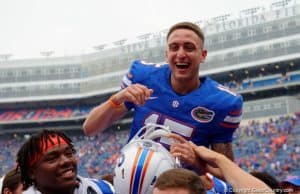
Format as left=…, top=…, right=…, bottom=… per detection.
left=82, top=99, right=128, bottom=136
left=83, top=84, right=153, bottom=136
left=193, top=146, right=274, bottom=194
left=168, top=133, right=273, bottom=194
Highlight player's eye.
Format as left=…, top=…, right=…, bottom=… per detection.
left=64, top=148, right=76, bottom=158
left=168, top=44, right=179, bottom=52
left=44, top=153, right=59, bottom=163
left=183, top=43, right=196, bottom=52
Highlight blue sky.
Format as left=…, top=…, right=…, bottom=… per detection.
left=0, top=0, right=281, bottom=59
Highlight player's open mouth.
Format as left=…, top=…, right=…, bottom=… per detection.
left=175, top=63, right=189, bottom=69
left=58, top=168, right=76, bottom=179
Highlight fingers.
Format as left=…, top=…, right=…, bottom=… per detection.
left=168, top=135, right=198, bottom=167
left=193, top=146, right=220, bottom=169
left=167, top=133, right=187, bottom=143
left=170, top=142, right=190, bottom=157
left=115, top=84, right=153, bottom=105
left=168, top=135, right=221, bottom=176
left=188, top=140, right=198, bottom=149
left=127, top=84, right=152, bottom=105
left=171, top=142, right=218, bottom=175
left=168, top=133, right=189, bottom=156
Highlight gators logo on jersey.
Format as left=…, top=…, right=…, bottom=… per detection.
left=191, top=106, right=215, bottom=123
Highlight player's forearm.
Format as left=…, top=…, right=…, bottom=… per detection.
left=216, top=155, right=273, bottom=194
left=83, top=101, right=126, bottom=136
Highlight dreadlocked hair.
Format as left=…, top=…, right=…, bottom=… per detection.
left=16, top=129, right=74, bottom=188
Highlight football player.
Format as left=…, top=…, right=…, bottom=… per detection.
left=83, top=21, right=243, bottom=161
left=17, top=130, right=115, bottom=194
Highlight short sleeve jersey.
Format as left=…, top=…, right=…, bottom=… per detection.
left=23, top=176, right=115, bottom=194
left=121, top=60, right=243, bottom=147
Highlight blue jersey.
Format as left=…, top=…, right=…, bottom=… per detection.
left=207, top=176, right=233, bottom=194
left=121, top=60, right=243, bottom=147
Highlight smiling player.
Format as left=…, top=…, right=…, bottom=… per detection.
left=17, top=130, right=115, bottom=194
left=83, top=22, right=243, bottom=162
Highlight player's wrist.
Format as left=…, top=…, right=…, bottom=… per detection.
left=108, top=94, right=123, bottom=108
left=215, top=154, right=230, bottom=171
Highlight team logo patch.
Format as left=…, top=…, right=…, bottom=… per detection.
left=191, top=106, right=215, bottom=123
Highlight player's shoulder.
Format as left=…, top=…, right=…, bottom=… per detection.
left=204, top=77, right=243, bottom=102
left=128, top=60, right=168, bottom=82
left=77, top=176, right=115, bottom=194
left=22, top=178, right=115, bottom=194
left=130, top=60, right=168, bottom=71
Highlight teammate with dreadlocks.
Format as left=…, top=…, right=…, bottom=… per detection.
left=17, top=129, right=115, bottom=194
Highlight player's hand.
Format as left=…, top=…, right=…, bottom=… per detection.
left=168, top=133, right=203, bottom=173
left=191, top=144, right=225, bottom=179
left=111, top=84, right=153, bottom=106
left=168, top=133, right=223, bottom=177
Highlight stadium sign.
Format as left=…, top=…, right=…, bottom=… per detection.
left=203, top=4, right=298, bottom=34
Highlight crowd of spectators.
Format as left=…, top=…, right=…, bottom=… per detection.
left=0, top=71, right=299, bottom=123
left=224, top=71, right=299, bottom=92
left=74, top=129, right=128, bottom=177
left=234, top=114, right=300, bottom=179
left=0, top=114, right=299, bottom=181
left=0, top=106, right=92, bottom=122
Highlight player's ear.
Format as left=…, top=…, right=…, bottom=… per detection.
left=199, top=174, right=214, bottom=190
left=28, top=167, right=36, bottom=180
left=3, top=187, right=10, bottom=194
left=200, top=50, right=207, bottom=63
left=165, top=49, right=169, bottom=63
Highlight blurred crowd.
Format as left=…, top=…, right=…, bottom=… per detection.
left=234, top=114, right=300, bottom=179
left=0, top=113, right=299, bottom=181
left=224, top=71, right=298, bottom=92
left=0, top=72, right=299, bottom=123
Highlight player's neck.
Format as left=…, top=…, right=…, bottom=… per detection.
left=171, top=77, right=200, bottom=95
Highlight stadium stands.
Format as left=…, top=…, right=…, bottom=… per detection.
left=0, top=106, right=91, bottom=123
left=0, top=114, right=299, bottom=180
left=0, top=0, right=299, bottom=184
left=0, top=70, right=299, bottom=123
left=234, top=114, right=300, bottom=179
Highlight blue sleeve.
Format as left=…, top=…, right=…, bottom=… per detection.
left=212, top=94, right=243, bottom=144
left=121, top=60, right=156, bottom=111
left=121, top=60, right=155, bottom=87
left=92, top=180, right=115, bottom=194
left=209, top=177, right=234, bottom=194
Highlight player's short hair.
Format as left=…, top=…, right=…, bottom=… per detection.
left=2, top=168, right=22, bottom=193
left=167, top=22, right=205, bottom=43
left=154, top=168, right=205, bottom=194
left=16, top=129, right=74, bottom=188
